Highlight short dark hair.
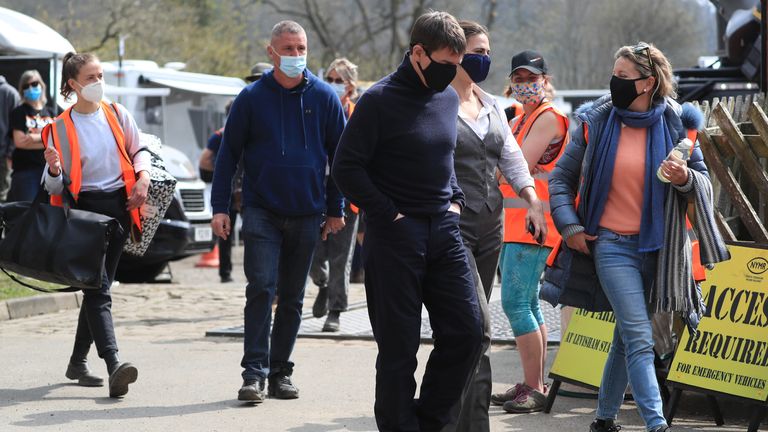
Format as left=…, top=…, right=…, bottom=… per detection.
left=409, top=11, right=466, bottom=55
left=458, top=20, right=488, bottom=42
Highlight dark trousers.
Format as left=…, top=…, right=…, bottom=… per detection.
left=218, top=208, right=239, bottom=278
left=309, top=211, right=359, bottom=311
left=444, top=204, right=503, bottom=432
left=8, top=167, right=47, bottom=202
left=240, top=205, right=322, bottom=380
left=364, top=211, right=483, bottom=432
left=71, top=189, right=130, bottom=361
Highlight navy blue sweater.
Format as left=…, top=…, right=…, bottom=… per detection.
left=211, top=69, right=346, bottom=217
left=331, top=54, right=464, bottom=222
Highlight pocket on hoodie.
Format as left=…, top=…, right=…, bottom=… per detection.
left=255, top=163, right=323, bottom=213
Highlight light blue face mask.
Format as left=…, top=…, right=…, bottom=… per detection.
left=23, top=84, right=42, bottom=101
left=279, top=54, right=307, bottom=78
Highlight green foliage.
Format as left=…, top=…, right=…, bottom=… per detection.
left=0, top=0, right=715, bottom=90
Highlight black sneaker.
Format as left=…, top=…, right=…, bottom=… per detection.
left=312, top=287, right=328, bottom=318
left=268, top=373, right=299, bottom=399
left=322, top=311, right=340, bottom=332
left=220, top=275, right=234, bottom=283
left=238, top=379, right=266, bottom=403
left=108, top=362, right=138, bottom=398
left=590, top=419, right=622, bottom=432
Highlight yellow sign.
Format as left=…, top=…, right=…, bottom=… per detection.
left=668, top=244, right=768, bottom=401
left=549, top=308, right=615, bottom=388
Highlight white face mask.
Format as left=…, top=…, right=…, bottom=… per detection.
left=330, top=82, right=346, bottom=99
left=75, top=80, right=104, bottom=103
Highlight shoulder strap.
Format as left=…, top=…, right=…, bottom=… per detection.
left=0, top=267, right=79, bottom=293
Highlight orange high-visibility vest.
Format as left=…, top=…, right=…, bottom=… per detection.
left=345, top=101, right=360, bottom=215
left=42, top=101, right=142, bottom=232
left=501, top=101, right=569, bottom=247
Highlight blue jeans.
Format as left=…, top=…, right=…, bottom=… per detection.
left=500, top=242, right=550, bottom=336
left=240, top=205, right=322, bottom=380
left=593, top=228, right=666, bottom=431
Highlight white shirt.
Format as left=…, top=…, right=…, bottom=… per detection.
left=457, top=86, right=534, bottom=194
left=44, top=103, right=151, bottom=195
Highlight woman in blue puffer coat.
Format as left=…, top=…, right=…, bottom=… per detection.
left=548, top=42, right=710, bottom=432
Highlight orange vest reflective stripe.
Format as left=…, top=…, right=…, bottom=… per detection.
left=42, top=101, right=141, bottom=232
left=501, top=101, right=569, bottom=247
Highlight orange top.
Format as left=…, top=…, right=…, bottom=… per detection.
left=599, top=126, right=646, bottom=235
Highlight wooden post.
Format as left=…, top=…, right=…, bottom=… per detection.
left=712, top=104, right=768, bottom=198
left=699, top=131, right=768, bottom=242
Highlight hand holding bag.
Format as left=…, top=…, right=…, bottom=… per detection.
left=0, top=181, right=121, bottom=290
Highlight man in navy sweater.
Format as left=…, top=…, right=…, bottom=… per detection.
left=332, top=11, right=482, bottom=432
left=211, top=20, right=346, bottom=404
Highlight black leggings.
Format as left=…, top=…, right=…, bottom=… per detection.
left=70, top=189, right=130, bottom=361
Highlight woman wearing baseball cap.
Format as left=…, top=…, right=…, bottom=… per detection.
left=493, top=49, right=569, bottom=414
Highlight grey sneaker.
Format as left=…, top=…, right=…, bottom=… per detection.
left=238, top=379, right=266, bottom=403
left=491, top=383, right=524, bottom=406
left=502, top=384, right=547, bottom=413
left=65, top=362, right=104, bottom=387
left=322, top=311, right=340, bottom=332
left=312, top=287, right=328, bottom=318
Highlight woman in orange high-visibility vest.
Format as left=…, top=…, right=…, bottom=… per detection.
left=493, top=50, right=568, bottom=414
left=42, top=52, right=151, bottom=399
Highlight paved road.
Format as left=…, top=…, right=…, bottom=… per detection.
left=0, top=249, right=757, bottom=431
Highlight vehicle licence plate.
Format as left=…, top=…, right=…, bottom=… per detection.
left=194, top=226, right=213, bottom=242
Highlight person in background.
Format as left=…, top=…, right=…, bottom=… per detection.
left=211, top=20, right=346, bottom=404
left=549, top=42, right=714, bottom=432
left=332, top=11, right=482, bottom=431
left=0, top=74, right=21, bottom=202
left=493, top=50, right=568, bottom=414
left=309, top=57, right=360, bottom=332
left=9, top=70, right=57, bottom=201
left=199, top=100, right=235, bottom=282
left=43, top=52, right=149, bottom=398
left=445, top=21, right=546, bottom=432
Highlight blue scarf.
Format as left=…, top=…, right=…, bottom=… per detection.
left=582, top=102, right=672, bottom=252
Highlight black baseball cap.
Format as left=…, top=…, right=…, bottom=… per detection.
left=245, top=62, right=273, bottom=82
left=509, top=50, right=548, bottom=76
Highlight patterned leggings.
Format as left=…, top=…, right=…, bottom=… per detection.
left=500, top=242, right=552, bottom=336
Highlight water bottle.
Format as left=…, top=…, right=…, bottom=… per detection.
left=657, top=138, right=693, bottom=183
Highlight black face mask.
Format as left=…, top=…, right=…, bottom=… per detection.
left=416, top=51, right=457, bottom=92
left=610, top=75, right=646, bottom=109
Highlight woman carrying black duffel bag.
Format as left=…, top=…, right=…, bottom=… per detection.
left=42, top=52, right=150, bottom=398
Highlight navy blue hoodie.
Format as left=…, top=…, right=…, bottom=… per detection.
left=331, top=54, right=465, bottom=222
left=211, top=68, right=346, bottom=217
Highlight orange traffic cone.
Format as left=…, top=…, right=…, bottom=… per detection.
left=196, top=244, right=220, bottom=268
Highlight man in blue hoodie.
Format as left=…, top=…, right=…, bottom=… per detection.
left=332, top=11, right=482, bottom=432
left=211, top=20, right=346, bottom=404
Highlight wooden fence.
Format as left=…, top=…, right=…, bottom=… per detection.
left=694, top=93, right=768, bottom=244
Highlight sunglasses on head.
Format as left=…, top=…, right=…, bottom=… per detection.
left=22, top=81, right=41, bottom=90
left=325, top=77, right=344, bottom=84
left=632, top=44, right=654, bottom=78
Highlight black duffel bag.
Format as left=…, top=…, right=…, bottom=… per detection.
left=0, top=184, right=121, bottom=290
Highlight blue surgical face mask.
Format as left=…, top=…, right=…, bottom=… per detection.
left=278, top=54, right=307, bottom=78
left=23, top=84, right=42, bottom=101
left=461, top=53, right=491, bottom=83
left=330, top=82, right=346, bottom=99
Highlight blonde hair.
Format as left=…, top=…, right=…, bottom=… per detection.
left=615, top=42, right=676, bottom=100
left=18, top=69, right=47, bottom=105
left=327, top=57, right=359, bottom=99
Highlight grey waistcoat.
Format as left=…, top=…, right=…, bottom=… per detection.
left=454, top=108, right=505, bottom=213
